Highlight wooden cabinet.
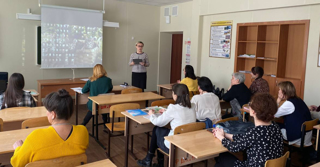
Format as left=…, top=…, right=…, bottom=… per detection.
left=235, top=20, right=309, bottom=99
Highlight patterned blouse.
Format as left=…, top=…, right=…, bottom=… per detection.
left=249, top=78, right=269, bottom=94
left=0, top=91, right=36, bottom=109
left=221, top=123, right=283, bottom=167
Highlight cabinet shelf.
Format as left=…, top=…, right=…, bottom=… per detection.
left=256, top=57, right=277, bottom=61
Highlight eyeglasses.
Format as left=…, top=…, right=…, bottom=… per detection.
left=137, top=45, right=144, bottom=48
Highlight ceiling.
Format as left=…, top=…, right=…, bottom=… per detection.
left=117, top=0, right=192, bottom=6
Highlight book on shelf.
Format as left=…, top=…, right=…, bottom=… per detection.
left=238, top=54, right=255, bottom=58
left=239, top=70, right=251, bottom=74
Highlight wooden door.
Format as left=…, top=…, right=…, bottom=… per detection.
left=170, top=34, right=183, bottom=83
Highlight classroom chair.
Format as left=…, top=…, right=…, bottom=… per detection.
left=284, top=119, right=318, bottom=167
left=25, top=153, right=87, bottom=167
left=264, top=151, right=290, bottom=167
left=216, top=116, right=239, bottom=124
left=150, top=99, right=175, bottom=107
left=21, top=116, right=51, bottom=129
left=0, top=118, right=3, bottom=132
left=121, top=88, right=142, bottom=94
left=105, top=103, right=140, bottom=159
left=158, top=122, right=206, bottom=167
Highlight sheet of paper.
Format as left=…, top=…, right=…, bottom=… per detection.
left=71, top=87, right=83, bottom=94
left=81, top=78, right=89, bottom=81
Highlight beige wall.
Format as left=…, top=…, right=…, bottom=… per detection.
left=159, top=2, right=193, bottom=80
left=160, top=1, right=320, bottom=105
left=0, top=0, right=160, bottom=91
left=158, top=33, right=172, bottom=84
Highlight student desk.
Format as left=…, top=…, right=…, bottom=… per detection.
left=37, top=78, right=87, bottom=106
left=158, top=84, right=173, bottom=98
left=73, top=85, right=137, bottom=125
left=0, top=126, right=48, bottom=154
left=165, top=130, right=228, bottom=167
left=77, top=159, right=116, bottom=167
left=121, top=111, right=155, bottom=167
left=88, top=92, right=165, bottom=149
left=121, top=99, right=229, bottom=167
left=0, top=107, right=47, bottom=131
left=0, top=107, right=47, bottom=123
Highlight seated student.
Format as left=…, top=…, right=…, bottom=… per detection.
left=191, top=76, right=221, bottom=123
left=275, top=81, right=312, bottom=146
left=214, top=93, right=283, bottom=167
left=249, top=66, right=269, bottom=94
left=0, top=73, right=36, bottom=109
left=11, top=89, right=89, bottom=167
left=137, top=84, right=196, bottom=167
left=81, top=64, right=113, bottom=126
left=177, top=65, right=198, bottom=92
left=222, top=72, right=251, bottom=118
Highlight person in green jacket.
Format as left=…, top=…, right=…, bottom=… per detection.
left=81, top=64, right=113, bottom=126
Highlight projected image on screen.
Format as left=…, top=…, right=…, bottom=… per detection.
left=41, top=5, right=103, bottom=69
left=41, top=23, right=102, bottom=68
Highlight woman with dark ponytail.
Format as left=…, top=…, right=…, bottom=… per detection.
left=0, top=73, right=36, bottom=109
left=11, top=89, right=89, bottom=167
left=137, top=84, right=196, bottom=167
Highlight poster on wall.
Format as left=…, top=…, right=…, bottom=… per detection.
left=185, top=40, right=191, bottom=65
left=209, top=21, right=232, bottom=59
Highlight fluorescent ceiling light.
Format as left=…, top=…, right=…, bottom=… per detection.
left=16, top=13, right=41, bottom=20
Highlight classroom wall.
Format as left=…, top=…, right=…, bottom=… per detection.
left=160, top=1, right=320, bottom=105
left=158, top=33, right=172, bottom=85
left=159, top=1, right=193, bottom=79
left=0, top=0, right=160, bottom=91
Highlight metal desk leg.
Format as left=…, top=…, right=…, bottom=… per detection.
left=75, top=92, right=79, bottom=125
left=169, top=143, right=175, bottom=167
left=317, top=129, right=320, bottom=162
left=125, top=117, right=130, bottom=167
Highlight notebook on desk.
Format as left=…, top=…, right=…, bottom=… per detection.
left=71, top=87, right=83, bottom=94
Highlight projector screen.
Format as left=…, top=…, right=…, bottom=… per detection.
left=41, top=5, right=103, bottom=69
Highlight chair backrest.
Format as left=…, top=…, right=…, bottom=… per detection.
left=151, top=99, right=175, bottom=107
left=109, top=103, right=140, bottom=118
left=121, top=88, right=142, bottom=94
left=264, top=151, right=290, bottom=167
left=21, top=116, right=51, bottom=129
left=0, top=118, right=3, bottom=132
left=302, top=119, right=318, bottom=131
left=174, top=122, right=206, bottom=135
left=299, top=119, right=319, bottom=148
left=216, top=117, right=239, bottom=124
left=98, top=93, right=115, bottom=96
left=25, top=153, right=87, bottom=167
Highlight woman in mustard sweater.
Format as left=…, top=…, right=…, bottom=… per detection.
left=11, top=89, right=89, bottom=167
left=177, top=65, right=198, bottom=92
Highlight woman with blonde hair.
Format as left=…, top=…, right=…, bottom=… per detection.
left=81, top=64, right=113, bottom=126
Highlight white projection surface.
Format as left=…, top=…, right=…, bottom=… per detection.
left=41, top=6, right=103, bottom=68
